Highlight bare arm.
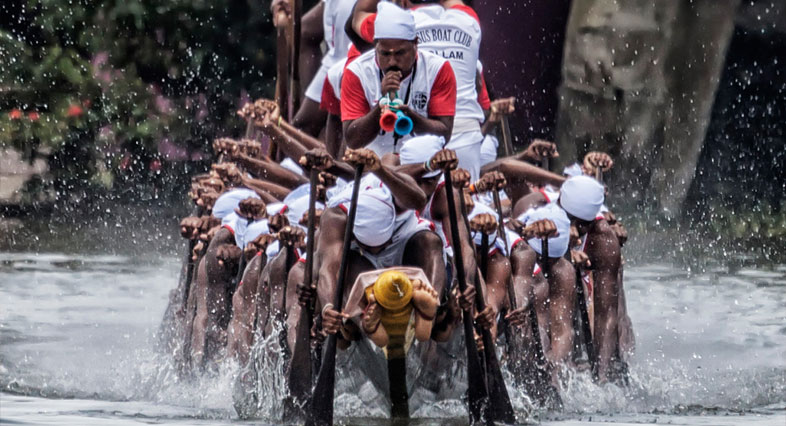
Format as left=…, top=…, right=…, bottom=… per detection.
left=481, top=158, right=565, bottom=188
left=298, top=2, right=325, bottom=99
left=240, top=175, right=290, bottom=201
left=235, top=153, right=307, bottom=189
left=586, top=223, right=622, bottom=381
left=373, top=164, right=427, bottom=211
left=315, top=208, right=347, bottom=312
left=343, top=104, right=384, bottom=150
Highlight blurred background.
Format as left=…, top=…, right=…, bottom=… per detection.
left=0, top=0, right=783, bottom=262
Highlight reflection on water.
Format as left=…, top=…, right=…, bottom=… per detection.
left=0, top=252, right=784, bottom=425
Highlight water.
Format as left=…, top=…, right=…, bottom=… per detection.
left=1, top=252, right=784, bottom=425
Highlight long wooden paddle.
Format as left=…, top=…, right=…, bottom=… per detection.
left=285, top=168, right=319, bottom=416
left=444, top=171, right=502, bottom=425
left=500, top=115, right=514, bottom=157
left=306, top=164, right=364, bottom=426
left=477, top=224, right=518, bottom=423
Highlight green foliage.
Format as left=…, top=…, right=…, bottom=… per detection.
left=0, top=0, right=277, bottom=204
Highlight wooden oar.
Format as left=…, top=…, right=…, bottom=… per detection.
left=491, top=189, right=528, bottom=388
left=575, top=265, right=597, bottom=380
left=286, top=167, right=319, bottom=416
left=477, top=226, right=517, bottom=423
left=288, top=0, right=302, bottom=119
left=306, top=164, right=364, bottom=426
left=180, top=205, right=204, bottom=308
left=271, top=9, right=290, bottom=159
left=443, top=171, right=499, bottom=424
left=500, top=115, right=514, bottom=157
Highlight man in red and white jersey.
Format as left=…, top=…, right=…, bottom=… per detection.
left=340, top=2, right=457, bottom=156
left=350, top=0, right=487, bottom=180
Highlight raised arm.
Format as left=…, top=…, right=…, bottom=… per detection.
left=343, top=148, right=426, bottom=211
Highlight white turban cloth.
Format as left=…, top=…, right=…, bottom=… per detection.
left=221, top=212, right=269, bottom=249
left=284, top=192, right=325, bottom=230
left=559, top=175, right=604, bottom=221
left=212, top=188, right=260, bottom=220
left=518, top=203, right=571, bottom=258
left=375, top=2, right=416, bottom=40
left=562, top=163, right=583, bottom=178
left=328, top=175, right=396, bottom=247
left=399, top=135, right=445, bottom=178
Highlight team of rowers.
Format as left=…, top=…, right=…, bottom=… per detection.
left=160, top=0, right=634, bottom=421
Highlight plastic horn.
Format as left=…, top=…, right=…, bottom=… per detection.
left=393, top=111, right=413, bottom=136
left=380, top=109, right=398, bottom=132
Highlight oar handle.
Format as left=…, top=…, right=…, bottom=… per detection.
left=491, top=189, right=508, bottom=251
left=303, top=168, right=319, bottom=307
left=332, top=164, right=364, bottom=308
left=540, top=237, right=549, bottom=279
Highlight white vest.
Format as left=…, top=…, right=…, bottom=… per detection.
left=326, top=57, right=348, bottom=101
left=322, top=0, right=355, bottom=69
left=344, top=49, right=452, bottom=156
left=413, top=5, right=483, bottom=123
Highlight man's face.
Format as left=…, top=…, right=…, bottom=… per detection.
left=375, top=38, right=417, bottom=78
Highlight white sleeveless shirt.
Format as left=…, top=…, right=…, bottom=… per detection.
left=341, top=49, right=456, bottom=156
left=412, top=4, right=483, bottom=123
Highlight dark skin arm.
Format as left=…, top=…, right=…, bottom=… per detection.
left=343, top=148, right=427, bottom=211
left=481, top=158, right=565, bottom=189
left=432, top=185, right=479, bottom=290
left=343, top=103, right=383, bottom=150
left=315, top=208, right=351, bottom=334
left=240, top=175, right=290, bottom=201
left=585, top=221, right=622, bottom=382
left=343, top=72, right=454, bottom=148
left=345, top=1, right=373, bottom=53
left=325, top=113, right=344, bottom=159
left=233, top=153, right=308, bottom=189
left=297, top=2, right=324, bottom=100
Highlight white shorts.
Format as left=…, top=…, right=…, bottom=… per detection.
left=304, top=64, right=329, bottom=103
left=446, top=130, right=484, bottom=182
left=351, top=212, right=439, bottom=270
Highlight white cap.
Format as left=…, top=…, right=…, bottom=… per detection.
left=399, top=135, right=445, bottom=178
left=285, top=194, right=325, bottom=228
left=562, top=163, right=583, bottom=178
left=559, top=175, right=604, bottom=221
left=349, top=192, right=397, bottom=247
left=375, top=2, right=416, bottom=41
left=212, top=188, right=260, bottom=220
left=519, top=203, right=571, bottom=258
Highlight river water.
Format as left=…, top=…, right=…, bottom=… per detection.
left=1, top=249, right=784, bottom=425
